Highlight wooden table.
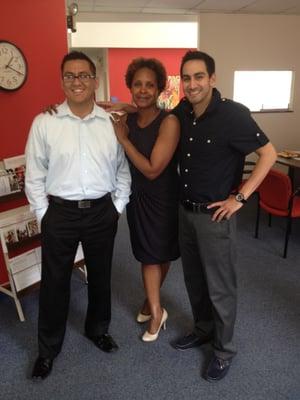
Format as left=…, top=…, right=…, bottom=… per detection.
left=276, top=156, right=300, bottom=190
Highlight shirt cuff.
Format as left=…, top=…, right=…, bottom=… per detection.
left=113, top=198, right=127, bottom=214
left=35, top=207, right=48, bottom=224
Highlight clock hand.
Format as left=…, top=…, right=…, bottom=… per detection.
left=6, top=65, right=24, bottom=75
left=6, top=56, right=13, bottom=68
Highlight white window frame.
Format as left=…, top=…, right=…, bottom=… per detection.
left=233, top=71, right=294, bottom=113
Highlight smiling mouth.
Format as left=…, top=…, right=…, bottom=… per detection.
left=188, top=90, right=201, bottom=96
left=72, top=89, right=85, bottom=94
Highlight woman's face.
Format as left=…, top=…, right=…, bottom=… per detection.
left=130, top=67, right=159, bottom=109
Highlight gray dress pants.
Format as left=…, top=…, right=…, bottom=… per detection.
left=179, top=204, right=237, bottom=360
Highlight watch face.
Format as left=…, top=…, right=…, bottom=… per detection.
left=0, top=41, right=27, bottom=91
left=235, top=193, right=245, bottom=203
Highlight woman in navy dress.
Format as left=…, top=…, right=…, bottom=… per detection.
left=111, top=58, right=180, bottom=341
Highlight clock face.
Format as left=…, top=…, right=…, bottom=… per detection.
left=0, top=41, right=27, bottom=91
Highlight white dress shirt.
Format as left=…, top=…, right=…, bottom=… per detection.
left=25, top=101, right=131, bottom=222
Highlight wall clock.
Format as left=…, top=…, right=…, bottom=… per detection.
left=0, top=40, right=28, bottom=91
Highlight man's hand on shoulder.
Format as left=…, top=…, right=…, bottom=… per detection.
left=42, top=104, right=58, bottom=115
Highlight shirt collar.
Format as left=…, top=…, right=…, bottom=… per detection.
left=57, top=100, right=110, bottom=121
left=181, top=88, right=222, bottom=118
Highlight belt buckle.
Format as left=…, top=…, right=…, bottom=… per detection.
left=78, top=200, right=91, bottom=209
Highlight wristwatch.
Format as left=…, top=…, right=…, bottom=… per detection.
left=235, top=192, right=247, bottom=204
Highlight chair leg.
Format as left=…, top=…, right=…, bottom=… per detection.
left=255, top=204, right=261, bottom=238
left=268, top=214, right=272, bottom=227
left=283, top=217, right=292, bottom=258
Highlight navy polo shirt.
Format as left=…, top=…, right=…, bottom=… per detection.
left=172, top=88, right=269, bottom=203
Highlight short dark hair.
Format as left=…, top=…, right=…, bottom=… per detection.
left=180, top=50, right=215, bottom=77
left=61, top=51, right=96, bottom=76
left=125, top=58, right=167, bottom=94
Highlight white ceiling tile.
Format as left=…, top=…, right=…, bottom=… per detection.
left=240, top=0, right=300, bottom=13
left=283, top=5, right=300, bottom=13
left=146, top=0, right=201, bottom=8
left=93, top=6, right=144, bottom=12
left=195, top=0, right=255, bottom=12
left=92, top=0, right=148, bottom=5
left=67, top=0, right=300, bottom=15
left=141, top=8, right=196, bottom=14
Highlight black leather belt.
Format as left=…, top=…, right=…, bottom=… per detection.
left=49, top=193, right=111, bottom=209
left=181, top=200, right=216, bottom=214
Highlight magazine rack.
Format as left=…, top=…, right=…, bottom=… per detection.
left=0, top=156, right=87, bottom=321
left=0, top=206, right=39, bottom=321
left=0, top=206, right=87, bottom=322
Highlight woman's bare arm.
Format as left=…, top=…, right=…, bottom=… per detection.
left=112, top=114, right=180, bottom=180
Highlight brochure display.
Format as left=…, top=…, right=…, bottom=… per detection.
left=0, top=205, right=39, bottom=321
left=0, top=155, right=26, bottom=197
left=0, top=156, right=86, bottom=321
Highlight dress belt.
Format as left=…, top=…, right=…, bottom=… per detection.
left=49, top=193, right=111, bottom=209
left=181, top=200, right=216, bottom=214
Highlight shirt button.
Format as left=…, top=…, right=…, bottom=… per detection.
left=256, top=133, right=260, bottom=136
left=185, top=169, right=188, bottom=172
left=187, top=153, right=191, bottom=157
left=189, top=137, right=193, bottom=141
left=207, top=139, right=211, bottom=143
left=193, top=121, right=196, bottom=126
left=222, top=98, right=226, bottom=101
left=184, top=184, right=188, bottom=188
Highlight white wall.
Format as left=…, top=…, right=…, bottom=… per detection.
left=199, top=14, right=300, bottom=152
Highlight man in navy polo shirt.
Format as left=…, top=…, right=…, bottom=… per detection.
left=171, top=50, right=277, bottom=381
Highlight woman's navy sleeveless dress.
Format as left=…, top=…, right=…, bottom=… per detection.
left=126, top=111, right=180, bottom=264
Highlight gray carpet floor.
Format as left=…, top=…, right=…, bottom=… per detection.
left=0, top=197, right=299, bottom=400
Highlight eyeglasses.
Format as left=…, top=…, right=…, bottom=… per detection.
left=62, top=73, right=96, bottom=83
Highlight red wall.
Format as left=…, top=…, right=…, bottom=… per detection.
left=0, top=0, right=68, bottom=284
left=108, top=48, right=189, bottom=103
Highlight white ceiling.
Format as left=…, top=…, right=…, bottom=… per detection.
left=67, top=0, right=300, bottom=15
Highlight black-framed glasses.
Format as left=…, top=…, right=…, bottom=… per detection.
left=62, top=73, right=96, bottom=83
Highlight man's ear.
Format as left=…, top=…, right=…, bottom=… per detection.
left=210, top=73, right=216, bottom=88
left=94, top=77, right=100, bottom=90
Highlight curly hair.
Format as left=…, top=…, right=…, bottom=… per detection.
left=125, top=58, right=167, bottom=94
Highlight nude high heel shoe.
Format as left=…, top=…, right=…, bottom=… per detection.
left=136, top=312, right=151, bottom=323
left=142, top=309, right=168, bottom=342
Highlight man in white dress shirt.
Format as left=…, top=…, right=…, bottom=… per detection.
left=25, top=51, right=131, bottom=380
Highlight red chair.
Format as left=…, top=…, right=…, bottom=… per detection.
left=255, top=169, right=300, bottom=258
left=239, top=159, right=259, bottom=196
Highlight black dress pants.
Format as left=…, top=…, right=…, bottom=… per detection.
left=179, top=205, right=237, bottom=360
left=38, top=196, right=118, bottom=359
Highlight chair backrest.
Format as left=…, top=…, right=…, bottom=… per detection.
left=259, top=169, right=292, bottom=210
left=243, top=160, right=256, bottom=176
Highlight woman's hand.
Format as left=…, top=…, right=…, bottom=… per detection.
left=110, top=115, right=129, bottom=144
left=97, top=101, right=137, bottom=114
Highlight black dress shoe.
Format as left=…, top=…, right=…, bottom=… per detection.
left=205, top=356, right=232, bottom=382
left=86, top=333, right=119, bottom=353
left=172, top=332, right=211, bottom=351
left=31, top=356, right=53, bottom=380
